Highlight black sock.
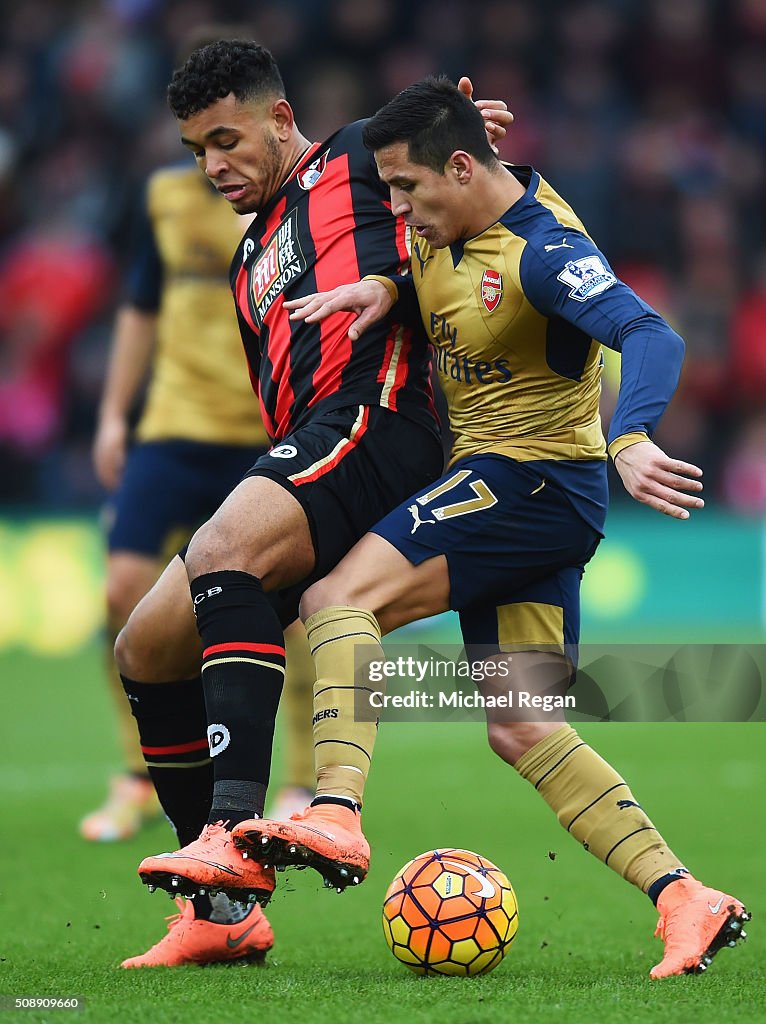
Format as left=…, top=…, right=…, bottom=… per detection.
left=192, top=893, right=213, bottom=920
left=120, top=675, right=212, bottom=846
left=192, top=571, right=285, bottom=828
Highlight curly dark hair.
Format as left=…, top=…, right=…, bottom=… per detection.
left=167, top=39, right=285, bottom=120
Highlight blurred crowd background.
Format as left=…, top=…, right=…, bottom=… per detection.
left=1, top=0, right=765, bottom=513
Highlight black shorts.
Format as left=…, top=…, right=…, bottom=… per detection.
left=246, top=404, right=443, bottom=624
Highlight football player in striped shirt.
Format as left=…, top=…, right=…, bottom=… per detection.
left=112, top=42, right=512, bottom=962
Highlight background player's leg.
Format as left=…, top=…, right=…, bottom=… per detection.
left=80, top=552, right=163, bottom=841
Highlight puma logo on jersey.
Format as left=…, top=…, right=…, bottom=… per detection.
left=408, top=504, right=436, bottom=534
left=413, top=242, right=432, bottom=276
left=544, top=237, right=574, bottom=251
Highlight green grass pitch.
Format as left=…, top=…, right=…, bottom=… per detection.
left=1, top=642, right=764, bottom=1024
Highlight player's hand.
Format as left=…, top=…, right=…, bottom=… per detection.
left=93, top=416, right=128, bottom=490
left=614, top=440, right=704, bottom=520
left=458, top=76, right=513, bottom=154
left=285, top=280, right=394, bottom=341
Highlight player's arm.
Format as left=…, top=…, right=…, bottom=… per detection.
left=520, top=235, right=703, bottom=520
left=94, top=306, right=157, bottom=490
left=93, top=182, right=161, bottom=491
left=284, top=272, right=419, bottom=340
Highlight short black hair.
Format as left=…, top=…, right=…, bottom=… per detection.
left=167, top=39, right=285, bottom=121
left=362, top=76, right=496, bottom=173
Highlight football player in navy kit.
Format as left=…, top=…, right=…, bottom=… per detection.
left=235, top=77, right=749, bottom=980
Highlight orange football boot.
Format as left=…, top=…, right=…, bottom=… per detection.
left=138, top=821, right=275, bottom=905
left=650, top=876, right=750, bottom=978
left=233, top=804, right=369, bottom=891
left=121, top=897, right=273, bottom=967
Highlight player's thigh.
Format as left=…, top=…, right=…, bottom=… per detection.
left=115, top=554, right=202, bottom=682
left=105, top=551, right=162, bottom=628
left=304, top=453, right=557, bottom=633
left=185, top=475, right=315, bottom=589
left=301, top=533, right=450, bottom=634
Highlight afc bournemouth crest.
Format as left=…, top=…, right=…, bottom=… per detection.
left=297, top=149, right=329, bottom=190
left=481, top=268, right=503, bottom=312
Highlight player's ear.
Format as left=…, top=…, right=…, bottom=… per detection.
left=449, top=151, right=473, bottom=184
left=271, top=99, right=295, bottom=140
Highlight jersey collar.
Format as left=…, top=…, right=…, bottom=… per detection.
left=498, top=166, right=541, bottom=229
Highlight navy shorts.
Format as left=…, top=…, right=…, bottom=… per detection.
left=246, top=404, right=444, bottom=625
left=370, top=453, right=602, bottom=652
left=107, top=440, right=264, bottom=559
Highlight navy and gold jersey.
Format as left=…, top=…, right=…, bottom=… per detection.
left=127, top=164, right=268, bottom=447
left=230, top=121, right=437, bottom=444
left=380, top=166, right=684, bottom=531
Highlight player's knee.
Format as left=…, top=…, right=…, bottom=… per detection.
left=113, top=617, right=142, bottom=679
left=299, top=574, right=370, bottom=621
left=486, top=721, right=553, bottom=767
left=185, top=519, right=239, bottom=578
left=114, top=611, right=168, bottom=681
left=300, top=578, right=343, bottom=621
left=114, top=606, right=198, bottom=683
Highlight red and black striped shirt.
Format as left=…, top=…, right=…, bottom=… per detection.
left=229, top=120, right=437, bottom=443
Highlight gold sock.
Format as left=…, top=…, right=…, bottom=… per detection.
left=515, top=725, right=684, bottom=893
left=281, top=620, right=316, bottom=791
left=305, top=606, right=383, bottom=806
